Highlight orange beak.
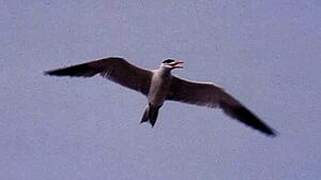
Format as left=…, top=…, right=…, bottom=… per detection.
left=171, top=60, right=184, bottom=68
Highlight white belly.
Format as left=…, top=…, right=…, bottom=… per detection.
left=148, top=74, right=171, bottom=106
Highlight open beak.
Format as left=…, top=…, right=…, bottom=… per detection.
left=171, top=60, right=184, bottom=68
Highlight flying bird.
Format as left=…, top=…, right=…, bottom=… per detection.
left=45, top=57, right=276, bottom=136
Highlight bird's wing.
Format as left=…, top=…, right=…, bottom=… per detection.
left=167, top=76, right=276, bottom=136
left=45, top=57, right=152, bottom=95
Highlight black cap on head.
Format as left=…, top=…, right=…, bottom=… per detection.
left=162, top=59, right=175, bottom=64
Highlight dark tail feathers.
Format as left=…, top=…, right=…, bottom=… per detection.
left=140, top=104, right=161, bottom=127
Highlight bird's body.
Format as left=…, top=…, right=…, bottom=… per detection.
left=45, top=57, right=277, bottom=136
left=142, top=66, right=175, bottom=126
left=149, top=68, right=172, bottom=107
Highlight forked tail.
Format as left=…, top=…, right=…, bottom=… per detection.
left=140, top=103, right=161, bottom=127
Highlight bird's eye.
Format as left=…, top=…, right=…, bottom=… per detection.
left=162, top=59, right=175, bottom=64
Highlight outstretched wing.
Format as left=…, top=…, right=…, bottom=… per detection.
left=45, top=57, right=152, bottom=95
left=167, top=76, right=276, bottom=136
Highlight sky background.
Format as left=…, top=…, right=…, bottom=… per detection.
left=1, top=0, right=321, bottom=179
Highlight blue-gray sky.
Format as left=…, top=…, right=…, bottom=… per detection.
left=1, top=0, right=321, bottom=179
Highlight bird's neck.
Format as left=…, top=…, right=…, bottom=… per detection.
left=157, top=66, right=172, bottom=77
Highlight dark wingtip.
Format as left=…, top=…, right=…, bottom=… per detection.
left=43, top=70, right=53, bottom=76
left=257, top=123, right=277, bottom=137
left=266, top=129, right=278, bottom=137
left=255, top=120, right=278, bottom=137
left=220, top=101, right=278, bottom=137
left=43, top=69, right=65, bottom=76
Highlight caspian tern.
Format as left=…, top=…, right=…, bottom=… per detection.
left=45, top=57, right=276, bottom=136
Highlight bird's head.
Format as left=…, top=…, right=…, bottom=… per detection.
left=161, top=59, right=184, bottom=70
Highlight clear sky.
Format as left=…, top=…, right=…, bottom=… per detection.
left=1, top=0, right=321, bottom=179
